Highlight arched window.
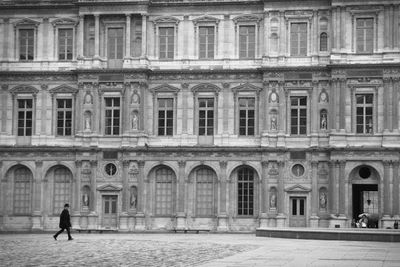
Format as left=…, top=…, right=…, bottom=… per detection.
left=53, top=167, right=72, bottom=214
left=196, top=167, right=216, bottom=216
left=13, top=167, right=32, bottom=214
left=320, top=32, right=328, bottom=52
left=237, top=167, right=254, bottom=216
left=155, top=167, right=174, bottom=216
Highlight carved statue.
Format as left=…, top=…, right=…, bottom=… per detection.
left=132, top=112, right=138, bottom=130
left=270, top=92, right=278, bottom=103
left=131, top=92, right=140, bottom=104
left=270, top=192, right=277, bottom=208
left=82, top=193, right=89, bottom=207
left=84, top=113, right=91, bottom=130
left=270, top=114, right=277, bottom=131
left=320, top=92, right=328, bottom=103
left=320, top=113, right=327, bottom=130
left=319, top=192, right=327, bottom=209
left=130, top=188, right=137, bottom=209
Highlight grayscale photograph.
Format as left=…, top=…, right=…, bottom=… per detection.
left=0, top=0, right=400, bottom=266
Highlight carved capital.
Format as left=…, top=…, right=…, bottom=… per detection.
left=181, top=83, right=189, bottom=90
left=261, top=161, right=269, bottom=168
left=219, top=160, right=227, bottom=169
left=122, top=160, right=131, bottom=168
left=90, top=160, right=98, bottom=167
left=75, top=160, right=82, bottom=168
left=311, top=160, right=319, bottom=168
left=137, top=160, right=145, bottom=168
left=222, top=82, right=230, bottom=89
left=178, top=160, right=186, bottom=168
left=35, top=160, right=43, bottom=167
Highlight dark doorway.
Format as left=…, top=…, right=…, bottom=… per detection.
left=352, top=184, right=378, bottom=228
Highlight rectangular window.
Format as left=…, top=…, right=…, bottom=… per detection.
left=17, top=99, right=33, bottom=136
left=105, top=97, right=120, bottom=135
left=356, top=18, right=373, bottom=53
left=58, top=29, right=73, bottom=60
left=239, top=25, right=255, bottom=58
left=56, top=99, right=72, bottom=136
left=199, top=26, right=215, bottom=59
left=290, top=23, right=307, bottom=56
left=356, top=94, right=373, bottom=134
left=88, top=22, right=95, bottom=57
left=237, top=168, right=254, bottom=216
left=290, top=96, right=307, bottom=135
left=107, top=28, right=124, bottom=59
left=198, top=98, right=214, bottom=136
left=14, top=175, right=31, bottom=215
left=159, top=27, right=174, bottom=59
left=239, top=98, right=255, bottom=136
left=158, top=98, right=173, bottom=136
left=196, top=169, right=215, bottom=216
left=19, top=29, right=34, bottom=60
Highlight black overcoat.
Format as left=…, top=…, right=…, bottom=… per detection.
left=59, top=209, right=71, bottom=229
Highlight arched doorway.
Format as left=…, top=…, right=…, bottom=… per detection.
left=351, top=165, right=379, bottom=228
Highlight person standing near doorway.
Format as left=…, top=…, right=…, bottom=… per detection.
left=53, top=203, right=73, bottom=241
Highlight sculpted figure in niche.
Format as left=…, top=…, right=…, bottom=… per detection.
left=130, top=187, right=137, bottom=209
left=319, top=192, right=327, bottom=209
left=270, top=192, right=277, bottom=208
left=131, top=112, right=139, bottom=130
left=270, top=91, right=278, bottom=103
left=84, top=112, right=91, bottom=131
left=320, top=113, right=327, bottom=130
left=82, top=192, right=89, bottom=207
left=270, top=113, right=277, bottom=131
left=84, top=91, right=93, bottom=104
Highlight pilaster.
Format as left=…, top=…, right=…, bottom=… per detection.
left=383, top=160, right=391, bottom=217
left=135, top=160, right=146, bottom=231
left=32, top=160, right=43, bottom=230
left=122, top=160, right=130, bottom=213
left=90, top=160, right=97, bottom=214
left=78, top=15, right=84, bottom=58
left=393, top=160, right=399, bottom=216
left=94, top=14, right=100, bottom=58
left=125, top=14, right=131, bottom=58
left=141, top=14, right=147, bottom=58
left=217, top=160, right=228, bottom=231
left=338, top=160, right=346, bottom=216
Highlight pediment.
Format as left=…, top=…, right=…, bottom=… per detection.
left=231, top=83, right=262, bottom=93
left=153, top=16, right=180, bottom=25
left=51, top=18, right=78, bottom=27
left=49, top=85, right=78, bottom=94
left=284, top=184, right=311, bottom=193
left=97, top=184, right=122, bottom=191
left=193, top=15, right=220, bottom=25
left=10, top=85, right=39, bottom=95
left=191, top=83, right=221, bottom=93
left=150, top=84, right=180, bottom=94
left=233, top=15, right=261, bottom=23
left=14, top=18, right=40, bottom=27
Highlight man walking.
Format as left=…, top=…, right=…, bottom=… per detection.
left=53, top=203, right=73, bottom=241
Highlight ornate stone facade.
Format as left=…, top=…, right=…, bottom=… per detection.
left=0, top=0, right=400, bottom=231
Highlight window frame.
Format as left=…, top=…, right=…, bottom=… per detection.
left=52, top=167, right=73, bottom=215
left=51, top=18, right=78, bottom=61
left=355, top=17, right=374, bottom=54
left=193, top=16, right=219, bottom=60
left=289, top=21, right=309, bottom=56
left=150, top=84, right=179, bottom=137
left=153, top=166, right=176, bottom=216
left=105, top=24, right=125, bottom=60
left=233, top=15, right=260, bottom=59
left=153, top=17, right=180, bottom=60
left=104, top=96, right=121, bottom=136
left=236, top=167, right=257, bottom=217
left=351, top=12, right=377, bottom=54
left=194, top=167, right=217, bottom=217
left=11, top=86, right=38, bottom=139
left=351, top=86, right=377, bottom=134
left=13, top=166, right=33, bottom=215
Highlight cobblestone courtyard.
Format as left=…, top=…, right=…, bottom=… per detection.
left=0, top=233, right=400, bottom=266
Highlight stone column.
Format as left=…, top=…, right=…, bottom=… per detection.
left=329, top=160, right=339, bottom=215
left=181, top=83, right=189, bottom=134
left=2, top=18, right=10, bottom=60
left=78, top=15, right=84, bottom=58
left=42, top=18, right=49, bottom=60
left=125, top=14, right=131, bottom=58
left=120, top=160, right=130, bottom=231
left=393, top=161, right=399, bottom=217
left=383, top=77, right=390, bottom=130
left=176, top=160, right=186, bottom=229
left=40, top=85, right=48, bottom=135
left=90, top=160, right=97, bottom=214
left=94, top=14, right=100, bottom=58
left=276, top=160, right=286, bottom=227
left=259, top=161, right=269, bottom=228
left=217, top=160, right=228, bottom=231
left=338, top=160, right=346, bottom=216
left=141, top=14, right=147, bottom=58
left=310, top=160, right=319, bottom=227
left=32, top=161, right=43, bottom=230
left=135, top=160, right=145, bottom=231
left=72, top=160, right=82, bottom=229
left=392, top=78, right=399, bottom=131
left=339, top=79, right=346, bottom=130
left=383, top=160, right=391, bottom=217
left=1, top=85, right=8, bottom=133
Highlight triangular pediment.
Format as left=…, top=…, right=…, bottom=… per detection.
left=14, top=18, right=40, bottom=27
left=153, top=16, right=180, bottom=25
left=231, top=83, right=262, bottom=93
left=97, top=184, right=122, bottom=191
left=191, top=83, right=221, bottom=93
left=51, top=18, right=78, bottom=27
left=285, top=184, right=311, bottom=193
left=233, top=15, right=261, bottom=23
left=49, top=85, right=78, bottom=94
left=150, top=84, right=180, bottom=94
left=193, top=15, right=220, bottom=24
left=10, top=85, right=39, bottom=95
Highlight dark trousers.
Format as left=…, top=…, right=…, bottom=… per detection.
left=54, top=227, right=72, bottom=239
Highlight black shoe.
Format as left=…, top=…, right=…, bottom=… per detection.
left=53, top=235, right=57, bottom=241
left=68, top=238, right=74, bottom=241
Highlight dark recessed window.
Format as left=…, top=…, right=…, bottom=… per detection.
left=105, top=163, right=117, bottom=176
left=292, top=164, right=305, bottom=177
